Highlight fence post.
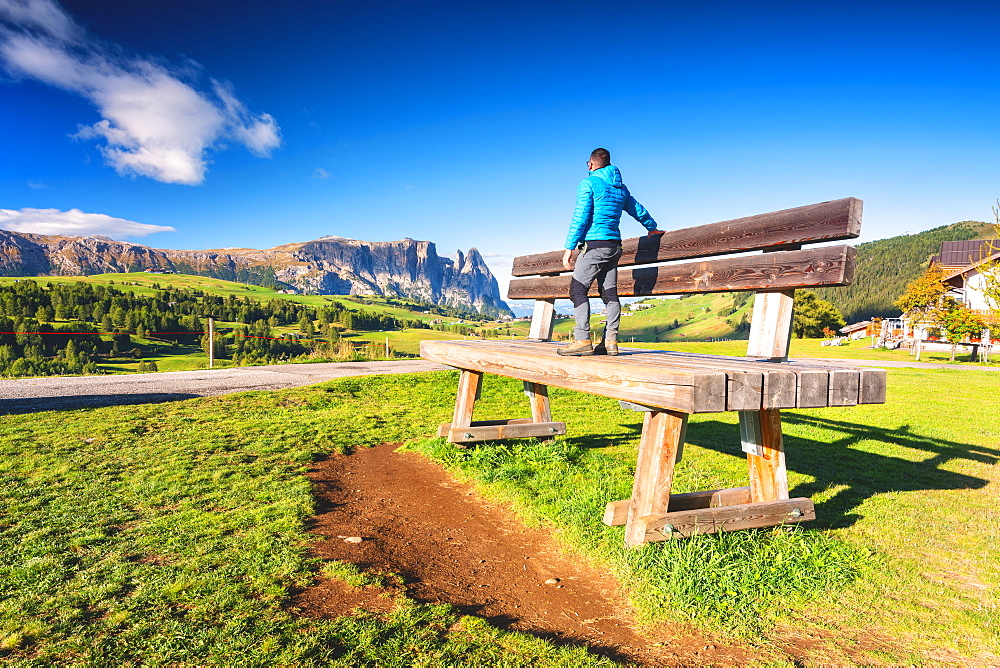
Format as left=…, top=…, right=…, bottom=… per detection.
left=208, top=317, right=214, bottom=369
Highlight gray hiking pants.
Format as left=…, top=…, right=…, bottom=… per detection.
left=569, top=244, right=622, bottom=342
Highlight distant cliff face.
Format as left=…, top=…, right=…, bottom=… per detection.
left=0, top=230, right=511, bottom=316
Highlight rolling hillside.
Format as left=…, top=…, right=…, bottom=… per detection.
left=501, top=293, right=754, bottom=343
left=814, top=220, right=995, bottom=322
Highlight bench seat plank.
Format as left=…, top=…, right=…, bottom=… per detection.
left=420, top=340, right=884, bottom=413
left=489, top=342, right=871, bottom=409
left=422, top=339, right=729, bottom=413
left=508, top=245, right=856, bottom=299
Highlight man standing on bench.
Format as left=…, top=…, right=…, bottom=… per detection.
left=558, top=148, right=664, bottom=357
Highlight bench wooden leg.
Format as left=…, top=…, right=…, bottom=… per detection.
left=451, top=370, right=482, bottom=431
left=609, top=406, right=813, bottom=545
left=523, top=381, right=551, bottom=422
left=625, top=410, right=688, bottom=547
left=742, top=408, right=790, bottom=502
left=437, top=371, right=566, bottom=443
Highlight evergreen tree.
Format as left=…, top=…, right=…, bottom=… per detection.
left=791, top=291, right=846, bottom=338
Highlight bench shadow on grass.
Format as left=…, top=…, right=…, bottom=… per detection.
left=682, top=414, right=998, bottom=530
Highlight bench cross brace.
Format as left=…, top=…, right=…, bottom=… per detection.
left=436, top=370, right=567, bottom=443
left=608, top=406, right=812, bottom=546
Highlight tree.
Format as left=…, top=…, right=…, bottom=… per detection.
left=936, top=298, right=986, bottom=361
left=201, top=332, right=228, bottom=360
left=894, top=266, right=948, bottom=359
left=982, top=202, right=1000, bottom=315
left=791, top=291, right=846, bottom=338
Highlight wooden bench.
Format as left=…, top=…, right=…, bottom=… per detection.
left=420, top=198, right=886, bottom=546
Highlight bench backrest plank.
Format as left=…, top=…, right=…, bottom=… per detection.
left=508, top=245, right=855, bottom=300
left=512, top=198, right=862, bottom=360
left=512, top=197, right=862, bottom=276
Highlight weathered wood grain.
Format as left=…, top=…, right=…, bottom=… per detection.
left=447, top=421, right=566, bottom=443
left=523, top=381, right=552, bottom=422
left=603, top=486, right=752, bottom=526
left=499, top=343, right=847, bottom=409
left=422, top=341, right=884, bottom=411
left=595, top=352, right=765, bottom=410
left=616, top=349, right=798, bottom=409
left=507, top=246, right=856, bottom=299
left=794, top=368, right=832, bottom=408
left=746, top=289, right=795, bottom=360
left=421, top=340, right=728, bottom=413
left=858, top=368, right=887, bottom=404
left=827, top=368, right=860, bottom=406
left=780, top=359, right=885, bottom=406
left=746, top=408, right=789, bottom=503
left=437, top=417, right=533, bottom=437
left=636, top=498, right=816, bottom=541
left=512, top=198, right=863, bottom=276
left=451, top=370, right=482, bottom=431
left=528, top=298, right=555, bottom=340
left=625, top=410, right=689, bottom=546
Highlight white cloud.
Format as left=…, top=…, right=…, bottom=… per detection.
left=0, top=0, right=78, bottom=43
left=312, top=167, right=330, bottom=179
left=0, top=207, right=175, bottom=239
left=0, top=0, right=281, bottom=185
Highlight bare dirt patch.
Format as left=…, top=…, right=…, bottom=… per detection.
left=294, top=442, right=759, bottom=665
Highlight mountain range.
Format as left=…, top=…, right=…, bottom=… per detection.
left=0, top=231, right=512, bottom=317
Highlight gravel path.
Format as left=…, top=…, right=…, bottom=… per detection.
left=0, top=360, right=449, bottom=414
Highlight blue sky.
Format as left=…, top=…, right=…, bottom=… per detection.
left=2, top=0, right=1000, bottom=300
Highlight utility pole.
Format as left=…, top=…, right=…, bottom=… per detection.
left=208, top=317, right=215, bottom=369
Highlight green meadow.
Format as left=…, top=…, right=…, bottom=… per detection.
left=503, top=294, right=752, bottom=343
left=1, top=351, right=997, bottom=664
left=0, top=274, right=459, bottom=325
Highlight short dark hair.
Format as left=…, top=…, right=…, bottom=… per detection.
left=590, top=148, right=611, bottom=168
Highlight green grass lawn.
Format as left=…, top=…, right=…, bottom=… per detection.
left=1, top=364, right=997, bottom=663
left=504, top=294, right=750, bottom=343
left=629, top=337, right=1000, bottom=366
left=343, top=328, right=472, bottom=356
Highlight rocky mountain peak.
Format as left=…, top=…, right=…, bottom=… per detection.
left=0, top=230, right=512, bottom=317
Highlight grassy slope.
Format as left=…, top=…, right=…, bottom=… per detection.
left=504, top=293, right=751, bottom=342
left=813, top=220, right=996, bottom=322
left=0, top=274, right=455, bottom=324
left=0, top=377, right=603, bottom=666
left=0, top=274, right=477, bottom=373
left=1, top=358, right=997, bottom=663
left=408, top=367, right=1000, bottom=661
left=4, top=274, right=995, bottom=373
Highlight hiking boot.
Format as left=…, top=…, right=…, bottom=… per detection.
left=556, top=340, right=594, bottom=356
left=594, top=339, right=619, bottom=356
left=595, top=340, right=619, bottom=356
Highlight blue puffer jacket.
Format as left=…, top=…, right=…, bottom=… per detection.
left=564, top=165, right=657, bottom=250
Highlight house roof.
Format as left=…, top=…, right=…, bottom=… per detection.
left=839, top=321, right=871, bottom=334
left=940, top=247, right=1000, bottom=282
left=931, top=239, right=999, bottom=269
